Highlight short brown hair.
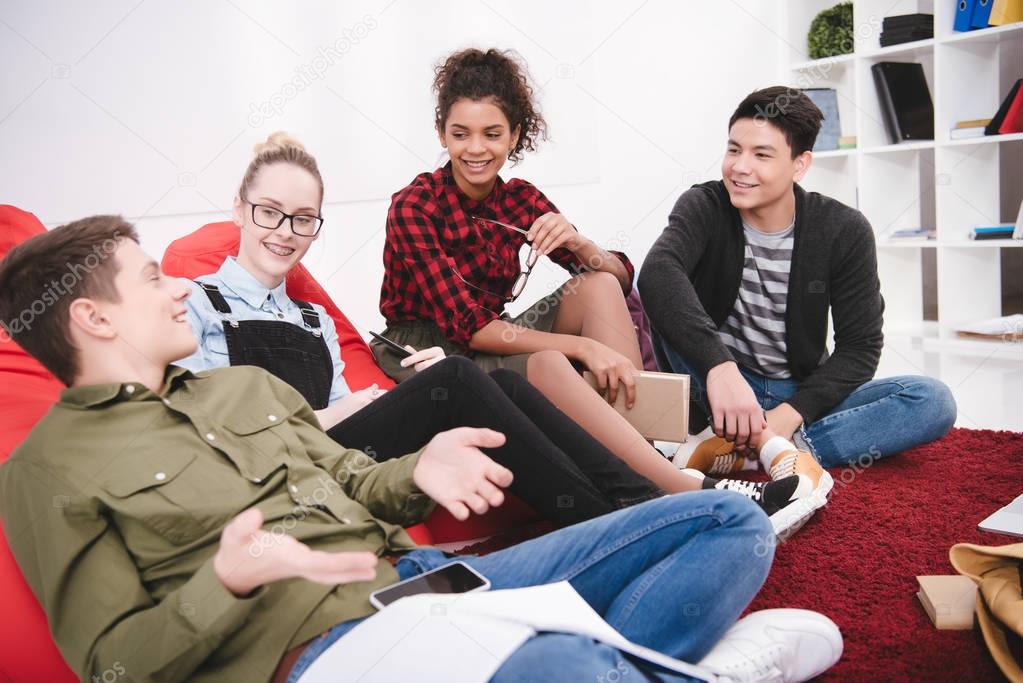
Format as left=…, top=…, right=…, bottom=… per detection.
left=0, top=215, right=139, bottom=385
left=729, top=86, right=824, bottom=157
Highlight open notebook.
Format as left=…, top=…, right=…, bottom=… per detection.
left=978, top=493, right=1023, bottom=538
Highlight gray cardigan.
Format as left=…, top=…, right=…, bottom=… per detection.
left=638, top=180, right=884, bottom=424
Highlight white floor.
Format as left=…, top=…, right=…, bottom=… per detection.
left=878, top=333, right=1023, bottom=433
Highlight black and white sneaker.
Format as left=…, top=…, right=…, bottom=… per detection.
left=682, top=469, right=817, bottom=540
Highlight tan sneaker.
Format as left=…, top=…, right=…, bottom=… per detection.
left=768, top=449, right=834, bottom=500
left=764, top=450, right=833, bottom=540
left=683, top=436, right=757, bottom=475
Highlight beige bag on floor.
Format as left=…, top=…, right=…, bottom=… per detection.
left=950, top=542, right=1023, bottom=682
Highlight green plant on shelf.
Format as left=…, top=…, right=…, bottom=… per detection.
left=808, top=2, right=854, bottom=59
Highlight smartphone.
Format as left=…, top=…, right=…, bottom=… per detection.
left=368, top=561, right=490, bottom=609
left=370, top=331, right=413, bottom=359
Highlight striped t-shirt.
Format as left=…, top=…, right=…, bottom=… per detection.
left=718, top=219, right=794, bottom=378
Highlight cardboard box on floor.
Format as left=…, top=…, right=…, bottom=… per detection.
left=917, top=575, right=977, bottom=630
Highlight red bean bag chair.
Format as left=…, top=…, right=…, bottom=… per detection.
left=161, top=221, right=540, bottom=545
left=0, top=205, right=77, bottom=681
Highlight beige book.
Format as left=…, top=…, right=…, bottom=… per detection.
left=916, top=575, right=977, bottom=630
left=582, top=371, right=689, bottom=442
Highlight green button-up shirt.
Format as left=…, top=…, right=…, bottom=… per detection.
left=0, top=365, right=436, bottom=683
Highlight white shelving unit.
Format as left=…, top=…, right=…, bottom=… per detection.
left=780, top=0, right=1023, bottom=346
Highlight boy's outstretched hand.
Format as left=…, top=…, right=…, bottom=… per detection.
left=414, top=427, right=513, bottom=521
left=213, top=508, right=379, bottom=597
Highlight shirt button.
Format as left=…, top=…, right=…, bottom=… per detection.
left=341, top=517, right=352, bottom=525
left=267, top=414, right=278, bottom=422
left=290, top=484, right=299, bottom=494
left=205, top=433, right=216, bottom=441
left=162, top=398, right=171, bottom=406
left=154, top=472, right=166, bottom=481
left=276, top=312, right=285, bottom=320
left=124, top=385, right=135, bottom=395
left=251, top=477, right=262, bottom=483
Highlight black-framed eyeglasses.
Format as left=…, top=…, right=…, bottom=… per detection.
left=450, top=216, right=539, bottom=304
left=242, top=197, right=324, bottom=237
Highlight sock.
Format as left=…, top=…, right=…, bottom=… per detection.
left=759, top=436, right=796, bottom=472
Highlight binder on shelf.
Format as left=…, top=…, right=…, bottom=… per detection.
left=801, top=88, right=840, bottom=151
left=954, top=0, right=979, bottom=31
left=986, top=79, right=1023, bottom=135
left=990, top=0, right=1023, bottom=25
left=871, top=62, right=934, bottom=143
left=971, top=0, right=995, bottom=27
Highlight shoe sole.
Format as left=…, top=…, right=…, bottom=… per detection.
left=770, top=470, right=834, bottom=541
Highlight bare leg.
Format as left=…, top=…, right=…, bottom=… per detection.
left=552, top=271, right=643, bottom=370
left=527, top=350, right=701, bottom=493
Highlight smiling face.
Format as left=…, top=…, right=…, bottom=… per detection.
left=100, top=239, right=197, bottom=367
left=439, top=98, right=520, bottom=201
left=722, top=117, right=811, bottom=215
left=235, top=161, right=322, bottom=289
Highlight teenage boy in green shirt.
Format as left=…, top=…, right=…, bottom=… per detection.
left=0, top=215, right=842, bottom=682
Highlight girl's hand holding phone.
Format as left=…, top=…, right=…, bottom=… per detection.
left=400, top=345, right=447, bottom=373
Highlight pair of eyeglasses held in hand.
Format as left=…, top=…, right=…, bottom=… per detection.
left=450, top=216, right=539, bottom=304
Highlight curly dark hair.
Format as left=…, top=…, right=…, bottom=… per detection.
left=433, top=48, right=547, bottom=163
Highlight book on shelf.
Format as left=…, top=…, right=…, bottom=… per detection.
left=871, top=62, right=934, bottom=143
left=838, top=135, right=857, bottom=149
left=986, top=79, right=1023, bottom=135
left=879, top=14, right=933, bottom=46
left=969, top=225, right=1015, bottom=240
left=888, top=228, right=935, bottom=241
left=990, top=0, right=1023, bottom=25
left=950, top=127, right=986, bottom=139
left=801, top=89, right=840, bottom=151
left=956, top=314, right=1023, bottom=341
left=955, top=118, right=992, bottom=129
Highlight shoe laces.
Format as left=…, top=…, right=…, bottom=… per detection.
left=715, top=478, right=763, bottom=502
left=708, top=453, right=739, bottom=475
left=715, top=644, right=786, bottom=683
left=769, top=451, right=798, bottom=481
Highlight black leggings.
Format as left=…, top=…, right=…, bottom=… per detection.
left=327, top=356, right=662, bottom=525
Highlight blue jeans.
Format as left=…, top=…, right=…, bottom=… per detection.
left=288, top=492, right=775, bottom=682
left=652, top=332, right=957, bottom=468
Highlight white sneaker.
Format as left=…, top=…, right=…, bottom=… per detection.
left=698, top=609, right=842, bottom=683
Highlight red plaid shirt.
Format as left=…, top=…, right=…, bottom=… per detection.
left=380, top=162, right=635, bottom=349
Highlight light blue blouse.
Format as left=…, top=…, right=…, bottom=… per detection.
left=177, top=257, right=351, bottom=404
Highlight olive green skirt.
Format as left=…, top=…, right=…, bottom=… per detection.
left=371, top=294, right=563, bottom=383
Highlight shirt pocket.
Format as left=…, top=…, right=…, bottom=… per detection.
left=221, top=398, right=296, bottom=479
left=101, top=451, right=213, bottom=546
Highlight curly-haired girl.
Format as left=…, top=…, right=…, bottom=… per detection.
left=372, top=48, right=807, bottom=519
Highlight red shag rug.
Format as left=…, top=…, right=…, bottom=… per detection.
left=459, top=428, right=1023, bottom=681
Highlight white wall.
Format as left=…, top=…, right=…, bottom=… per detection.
left=1, top=0, right=782, bottom=334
